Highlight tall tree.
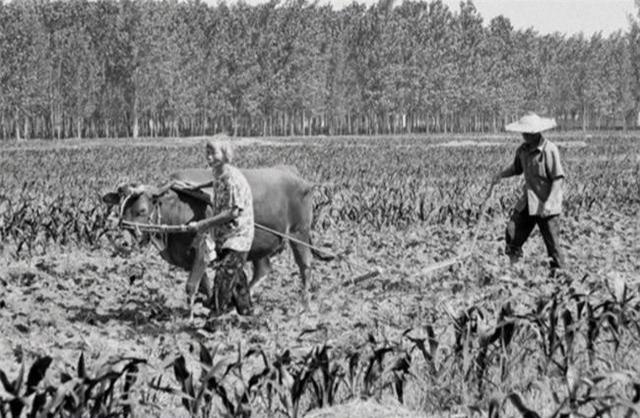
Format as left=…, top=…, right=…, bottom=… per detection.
left=451, top=1, right=488, bottom=132
left=484, top=15, right=523, bottom=130
left=0, top=0, right=49, bottom=140
left=629, top=2, right=640, bottom=128
left=0, top=0, right=638, bottom=138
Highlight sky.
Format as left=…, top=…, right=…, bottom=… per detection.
left=223, top=0, right=639, bottom=36
left=441, top=0, right=638, bottom=36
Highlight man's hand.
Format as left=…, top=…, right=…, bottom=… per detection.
left=215, top=207, right=242, bottom=225
left=540, top=201, right=553, bottom=217
left=492, top=165, right=517, bottom=185
left=230, top=206, right=242, bottom=218
left=173, top=180, right=197, bottom=190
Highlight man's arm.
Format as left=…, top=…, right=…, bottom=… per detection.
left=492, top=147, right=523, bottom=185
left=548, top=178, right=563, bottom=201
left=541, top=143, right=565, bottom=215
left=491, top=163, right=518, bottom=185
left=541, top=177, right=563, bottom=216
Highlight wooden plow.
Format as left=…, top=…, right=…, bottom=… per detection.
left=418, top=182, right=495, bottom=276
left=117, top=207, right=380, bottom=283
left=114, top=179, right=495, bottom=285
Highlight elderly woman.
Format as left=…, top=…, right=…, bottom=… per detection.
left=203, top=139, right=254, bottom=316
left=491, top=112, right=566, bottom=277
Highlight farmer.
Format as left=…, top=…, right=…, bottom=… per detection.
left=491, top=112, right=566, bottom=276
left=202, top=138, right=255, bottom=316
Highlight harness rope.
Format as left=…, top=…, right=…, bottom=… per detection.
left=116, top=182, right=337, bottom=259
left=120, top=209, right=238, bottom=234
left=252, top=222, right=337, bottom=259
left=110, top=180, right=494, bottom=282
left=120, top=216, right=337, bottom=260
left=110, top=184, right=374, bottom=281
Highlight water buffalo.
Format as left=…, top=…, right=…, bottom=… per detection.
left=102, top=166, right=333, bottom=318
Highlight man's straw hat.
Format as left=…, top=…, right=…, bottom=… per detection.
left=505, top=112, right=557, bottom=133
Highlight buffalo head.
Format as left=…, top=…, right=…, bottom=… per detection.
left=102, top=183, right=161, bottom=255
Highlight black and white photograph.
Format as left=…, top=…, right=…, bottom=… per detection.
left=1, top=0, right=639, bottom=416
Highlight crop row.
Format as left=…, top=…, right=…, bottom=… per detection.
left=0, top=135, right=638, bottom=256
left=2, top=272, right=639, bottom=417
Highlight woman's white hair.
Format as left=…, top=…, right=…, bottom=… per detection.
left=205, top=134, right=234, bottom=164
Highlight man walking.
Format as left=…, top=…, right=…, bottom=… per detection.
left=491, top=112, right=566, bottom=276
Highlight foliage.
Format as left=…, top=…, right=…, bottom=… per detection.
left=0, top=354, right=145, bottom=417
left=1, top=0, right=640, bottom=139
left=1, top=133, right=638, bottom=257
left=3, top=273, right=640, bottom=418
left=0, top=135, right=639, bottom=416
left=160, top=273, right=640, bottom=417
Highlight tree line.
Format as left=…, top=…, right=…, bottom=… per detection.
left=1, top=0, right=639, bottom=140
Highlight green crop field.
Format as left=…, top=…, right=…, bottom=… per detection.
left=0, top=133, right=639, bottom=417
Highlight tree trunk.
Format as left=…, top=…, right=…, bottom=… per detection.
left=23, top=116, right=30, bottom=140
left=15, top=112, right=21, bottom=141
left=203, top=111, right=208, bottom=136
left=132, top=91, right=139, bottom=139
left=232, top=115, right=238, bottom=137
left=53, top=104, right=61, bottom=140
left=64, top=117, right=70, bottom=138
left=288, top=111, right=294, bottom=136
left=50, top=101, right=55, bottom=140
left=76, top=118, right=82, bottom=139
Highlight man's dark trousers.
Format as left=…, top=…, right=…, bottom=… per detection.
left=505, top=208, right=565, bottom=272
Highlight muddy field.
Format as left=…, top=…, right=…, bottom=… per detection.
left=1, top=133, right=639, bottom=417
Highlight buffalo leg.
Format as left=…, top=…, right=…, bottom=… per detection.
left=200, top=272, right=213, bottom=299
left=186, top=245, right=207, bottom=322
left=289, top=231, right=312, bottom=308
left=250, top=258, right=271, bottom=289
